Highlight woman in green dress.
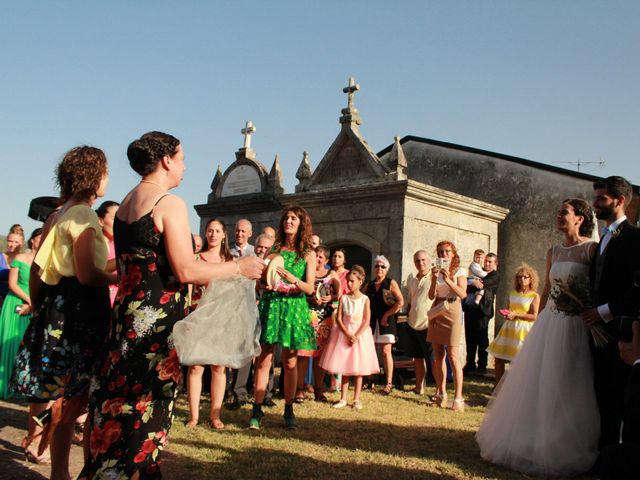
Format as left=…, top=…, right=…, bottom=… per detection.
left=0, top=228, right=41, bottom=400
left=249, top=206, right=317, bottom=430
left=0, top=229, right=45, bottom=462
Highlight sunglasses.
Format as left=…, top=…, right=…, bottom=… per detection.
left=374, top=265, right=387, bottom=269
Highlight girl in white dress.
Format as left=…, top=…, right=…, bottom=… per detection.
left=476, top=198, right=600, bottom=476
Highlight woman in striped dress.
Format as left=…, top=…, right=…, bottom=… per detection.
left=488, top=263, right=540, bottom=383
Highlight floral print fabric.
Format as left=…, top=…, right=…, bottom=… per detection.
left=11, top=277, right=110, bottom=400
left=80, top=212, right=187, bottom=479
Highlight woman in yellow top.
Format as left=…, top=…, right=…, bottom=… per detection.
left=488, top=263, right=540, bottom=384
left=12, top=146, right=117, bottom=478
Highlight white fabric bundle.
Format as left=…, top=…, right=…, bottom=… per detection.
left=173, top=275, right=261, bottom=367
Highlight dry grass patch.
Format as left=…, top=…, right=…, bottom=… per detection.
left=164, top=376, right=595, bottom=480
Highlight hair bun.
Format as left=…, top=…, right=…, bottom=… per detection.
left=127, top=132, right=180, bottom=177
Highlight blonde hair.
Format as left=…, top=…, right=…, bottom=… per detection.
left=513, top=263, right=539, bottom=292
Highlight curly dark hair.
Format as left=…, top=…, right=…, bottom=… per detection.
left=275, top=205, right=313, bottom=260
left=56, top=146, right=108, bottom=202
left=127, top=131, right=180, bottom=176
left=562, top=198, right=595, bottom=237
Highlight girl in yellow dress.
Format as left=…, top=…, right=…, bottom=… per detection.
left=488, top=263, right=540, bottom=383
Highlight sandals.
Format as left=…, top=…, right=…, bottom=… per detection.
left=451, top=398, right=465, bottom=412
left=314, top=391, right=329, bottom=403
left=432, top=393, right=448, bottom=408
left=71, top=421, right=84, bottom=445
left=380, top=383, right=393, bottom=395
left=22, top=436, right=50, bottom=465
left=352, top=400, right=363, bottom=411
left=294, top=389, right=306, bottom=403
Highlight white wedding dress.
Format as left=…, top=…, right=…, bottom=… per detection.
left=476, top=241, right=600, bottom=476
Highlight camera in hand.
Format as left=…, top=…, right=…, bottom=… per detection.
left=433, top=258, right=450, bottom=270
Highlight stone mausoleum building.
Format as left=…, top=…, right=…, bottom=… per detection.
left=195, top=78, right=639, bottom=318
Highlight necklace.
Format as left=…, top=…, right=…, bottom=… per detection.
left=140, top=179, right=166, bottom=189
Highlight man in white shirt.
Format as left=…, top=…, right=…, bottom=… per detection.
left=405, top=250, right=434, bottom=395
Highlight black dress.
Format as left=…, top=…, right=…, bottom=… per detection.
left=365, top=277, right=397, bottom=340
left=80, top=209, right=188, bottom=479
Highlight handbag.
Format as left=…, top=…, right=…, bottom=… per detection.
left=382, top=288, right=396, bottom=307
left=427, top=300, right=450, bottom=321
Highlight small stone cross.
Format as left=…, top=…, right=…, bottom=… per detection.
left=342, top=77, right=360, bottom=110
left=241, top=121, right=256, bottom=149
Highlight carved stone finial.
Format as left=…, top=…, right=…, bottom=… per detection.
left=241, top=120, right=256, bottom=149
left=295, top=151, right=312, bottom=192
left=388, top=136, right=408, bottom=181
left=210, top=165, right=223, bottom=191
left=268, top=154, right=284, bottom=195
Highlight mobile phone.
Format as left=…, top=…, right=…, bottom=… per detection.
left=499, top=309, right=510, bottom=316
left=619, top=316, right=639, bottom=343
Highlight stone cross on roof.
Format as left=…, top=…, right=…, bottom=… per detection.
left=241, top=120, right=256, bottom=149
left=343, top=77, right=360, bottom=110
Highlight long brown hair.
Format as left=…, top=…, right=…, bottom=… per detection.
left=436, top=240, right=460, bottom=275
left=203, top=218, right=232, bottom=262
left=275, top=205, right=313, bottom=260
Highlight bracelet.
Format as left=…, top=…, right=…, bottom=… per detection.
left=233, top=260, right=240, bottom=274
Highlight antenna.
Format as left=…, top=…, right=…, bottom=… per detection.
left=554, top=158, right=606, bottom=173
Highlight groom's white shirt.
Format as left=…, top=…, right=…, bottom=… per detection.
left=597, top=215, right=627, bottom=323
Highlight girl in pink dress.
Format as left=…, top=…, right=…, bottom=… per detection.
left=320, top=265, right=379, bottom=410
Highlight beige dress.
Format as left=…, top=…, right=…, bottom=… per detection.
left=427, top=267, right=466, bottom=345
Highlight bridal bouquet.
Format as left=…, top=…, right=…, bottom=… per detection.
left=550, top=274, right=610, bottom=347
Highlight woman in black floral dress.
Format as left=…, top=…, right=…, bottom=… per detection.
left=79, top=132, right=264, bottom=479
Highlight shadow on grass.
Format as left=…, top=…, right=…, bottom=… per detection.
left=0, top=438, right=48, bottom=480
left=169, top=414, right=518, bottom=480
left=164, top=444, right=465, bottom=480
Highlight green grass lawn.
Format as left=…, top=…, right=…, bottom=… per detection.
left=164, top=375, right=595, bottom=480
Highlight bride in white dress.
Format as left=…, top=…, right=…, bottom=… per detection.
left=476, top=198, right=600, bottom=476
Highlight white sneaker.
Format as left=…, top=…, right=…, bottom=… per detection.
left=332, top=400, right=347, bottom=409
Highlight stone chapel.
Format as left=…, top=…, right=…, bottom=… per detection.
left=194, top=77, right=639, bottom=313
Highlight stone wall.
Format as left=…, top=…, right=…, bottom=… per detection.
left=386, top=137, right=639, bottom=321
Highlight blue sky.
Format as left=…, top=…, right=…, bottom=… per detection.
left=1, top=1, right=639, bottom=236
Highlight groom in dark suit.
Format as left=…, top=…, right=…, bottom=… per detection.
left=582, top=176, right=640, bottom=450
left=600, top=320, right=640, bottom=479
